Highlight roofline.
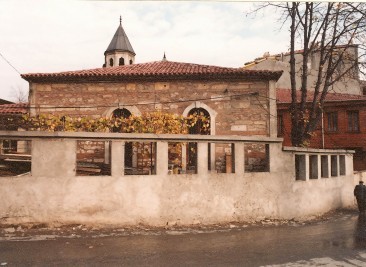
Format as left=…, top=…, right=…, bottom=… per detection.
left=245, top=44, right=359, bottom=66
left=272, top=44, right=359, bottom=58
left=21, top=71, right=283, bottom=84
left=0, top=103, right=29, bottom=115
left=104, top=49, right=136, bottom=56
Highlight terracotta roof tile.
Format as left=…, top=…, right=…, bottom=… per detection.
left=0, top=103, right=28, bottom=115
left=21, top=61, right=283, bottom=83
left=277, top=88, right=366, bottom=104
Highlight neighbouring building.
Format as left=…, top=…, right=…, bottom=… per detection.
left=0, top=102, right=31, bottom=175
left=277, top=89, right=366, bottom=171
left=361, top=80, right=366, bottom=95
left=244, top=45, right=362, bottom=95
left=0, top=101, right=28, bottom=130
left=244, top=47, right=366, bottom=171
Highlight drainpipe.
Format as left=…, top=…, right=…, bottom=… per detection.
left=321, top=111, right=325, bottom=149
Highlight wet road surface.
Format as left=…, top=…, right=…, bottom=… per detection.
left=1, top=211, right=366, bottom=266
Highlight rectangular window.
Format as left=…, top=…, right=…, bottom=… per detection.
left=215, top=143, right=234, bottom=173
left=0, top=140, right=32, bottom=177
left=295, top=154, right=306, bottom=181
left=347, top=111, right=360, bottom=132
left=331, top=155, right=338, bottom=177
left=309, top=155, right=318, bottom=179
left=277, top=114, right=284, bottom=137
left=168, top=142, right=197, bottom=174
left=125, top=142, right=156, bottom=175
left=327, top=112, right=338, bottom=132
left=339, top=155, right=346, bottom=176
left=244, top=143, right=269, bottom=172
left=321, top=155, right=329, bottom=178
left=2, top=140, right=18, bottom=153
left=76, top=141, right=111, bottom=176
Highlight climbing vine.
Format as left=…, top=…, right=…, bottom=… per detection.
left=21, top=111, right=210, bottom=134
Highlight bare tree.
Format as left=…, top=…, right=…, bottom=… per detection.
left=249, top=2, right=366, bottom=146
left=9, top=86, right=28, bottom=103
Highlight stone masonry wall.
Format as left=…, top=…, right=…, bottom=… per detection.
left=31, top=80, right=270, bottom=136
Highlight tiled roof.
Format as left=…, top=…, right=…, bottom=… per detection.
left=21, top=61, right=283, bottom=83
left=0, top=103, right=28, bottom=115
left=277, top=88, right=366, bottom=104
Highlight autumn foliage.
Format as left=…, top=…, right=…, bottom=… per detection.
left=21, top=111, right=210, bottom=134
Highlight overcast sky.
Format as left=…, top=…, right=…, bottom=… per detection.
left=0, top=1, right=290, bottom=102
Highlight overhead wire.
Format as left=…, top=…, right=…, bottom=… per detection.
left=2, top=91, right=261, bottom=110
left=1, top=87, right=359, bottom=156
left=0, top=51, right=21, bottom=74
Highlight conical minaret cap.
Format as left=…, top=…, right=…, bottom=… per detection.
left=105, top=17, right=135, bottom=55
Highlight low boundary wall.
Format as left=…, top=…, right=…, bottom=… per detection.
left=0, top=131, right=356, bottom=226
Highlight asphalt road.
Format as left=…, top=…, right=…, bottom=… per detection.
left=1, top=211, right=366, bottom=266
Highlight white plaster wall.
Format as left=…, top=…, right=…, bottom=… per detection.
left=247, top=59, right=362, bottom=95
left=32, top=139, right=76, bottom=177
left=0, top=171, right=354, bottom=226
left=0, top=136, right=356, bottom=226
left=105, top=52, right=134, bottom=67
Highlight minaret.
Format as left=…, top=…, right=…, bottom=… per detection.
left=104, top=16, right=135, bottom=68
left=162, top=52, right=167, bottom=61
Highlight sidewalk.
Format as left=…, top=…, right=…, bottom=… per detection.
left=0, top=209, right=357, bottom=241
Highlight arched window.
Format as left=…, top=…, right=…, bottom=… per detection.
left=119, top=57, right=125, bottom=66
left=112, top=108, right=131, bottom=120
left=109, top=58, right=114, bottom=67
left=188, top=108, right=210, bottom=135
left=129, top=59, right=133, bottom=65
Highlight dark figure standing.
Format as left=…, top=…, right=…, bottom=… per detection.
left=354, top=181, right=366, bottom=212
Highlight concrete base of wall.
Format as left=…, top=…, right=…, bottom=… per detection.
left=0, top=172, right=355, bottom=227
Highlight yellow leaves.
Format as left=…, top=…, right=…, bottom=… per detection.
left=21, top=111, right=210, bottom=135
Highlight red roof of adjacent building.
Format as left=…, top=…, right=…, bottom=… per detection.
left=277, top=88, right=366, bottom=104
left=21, top=61, right=283, bottom=83
left=0, top=103, right=28, bottom=115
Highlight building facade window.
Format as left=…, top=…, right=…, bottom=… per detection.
left=109, top=58, right=114, bottom=67
left=327, top=112, right=338, bottom=132
left=119, top=57, right=125, bottom=66
left=129, top=59, right=133, bottom=65
left=112, top=108, right=131, bottom=120
left=1, top=140, right=17, bottom=154
left=347, top=111, right=360, bottom=132
left=277, top=114, right=284, bottom=136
